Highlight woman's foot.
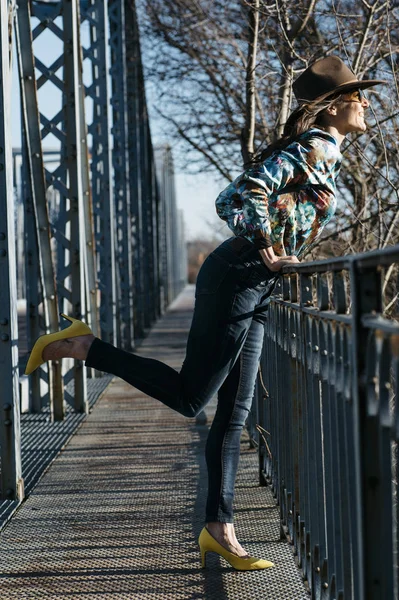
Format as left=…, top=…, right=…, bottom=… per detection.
left=42, top=334, right=95, bottom=362
left=205, top=522, right=249, bottom=558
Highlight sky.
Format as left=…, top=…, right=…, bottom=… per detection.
left=173, top=172, right=228, bottom=240
left=10, top=21, right=228, bottom=242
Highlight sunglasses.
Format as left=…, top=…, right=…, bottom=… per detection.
left=342, top=89, right=364, bottom=103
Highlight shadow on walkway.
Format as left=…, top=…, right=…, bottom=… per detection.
left=0, top=286, right=308, bottom=599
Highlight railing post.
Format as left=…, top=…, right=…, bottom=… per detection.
left=299, top=272, right=313, bottom=584
left=0, top=0, right=24, bottom=502
left=350, top=259, right=383, bottom=600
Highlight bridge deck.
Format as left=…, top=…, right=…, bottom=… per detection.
left=0, top=286, right=308, bottom=599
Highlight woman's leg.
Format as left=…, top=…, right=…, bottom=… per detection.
left=84, top=249, right=263, bottom=417
left=42, top=237, right=276, bottom=558
left=205, top=314, right=265, bottom=522
left=204, top=305, right=267, bottom=555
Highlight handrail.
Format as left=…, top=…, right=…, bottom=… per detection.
left=282, top=243, right=399, bottom=274
left=247, top=244, right=399, bottom=600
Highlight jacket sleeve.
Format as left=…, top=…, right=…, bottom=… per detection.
left=215, top=136, right=338, bottom=247
left=215, top=141, right=312, bottom=246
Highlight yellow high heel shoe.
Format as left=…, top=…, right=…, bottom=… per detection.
left=198, top=527, right=274, bottom=571
left=25, top=314, right=93, bottom=375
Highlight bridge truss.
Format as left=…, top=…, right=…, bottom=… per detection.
left=0, top=0, right=186, bottom=501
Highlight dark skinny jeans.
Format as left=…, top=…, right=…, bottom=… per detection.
left=85, top=237, right=278, bottom=523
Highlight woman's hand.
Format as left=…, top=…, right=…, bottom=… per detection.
left=268, top=255, right=300, bottom=272
left=258, top=247, right=300, bottom=272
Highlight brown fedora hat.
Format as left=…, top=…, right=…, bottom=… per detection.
left=293, top=56, right=385, bottom=104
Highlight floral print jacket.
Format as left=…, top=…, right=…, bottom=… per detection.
left=215, top=128, right=342, bottom=258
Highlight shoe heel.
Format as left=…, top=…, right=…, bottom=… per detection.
left=200, top=548, right=206, bottom=568
left=60, top=313, right=73, bottom=323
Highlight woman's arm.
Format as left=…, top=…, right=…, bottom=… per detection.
left=215, top=133, right=339, bottom=264
left=216, top=141, right=309, bottom=247
left=235, top=150, right=306, bottom=247
left=258, top=246, right=300, bottom=271
left=238, top=179, right=300, bottom=270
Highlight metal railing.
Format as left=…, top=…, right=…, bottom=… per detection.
left=248, top=245, right=398, bottom=600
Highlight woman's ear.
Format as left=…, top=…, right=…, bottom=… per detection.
left=326, top=104, right=338, bottom=116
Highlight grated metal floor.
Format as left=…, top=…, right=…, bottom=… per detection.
left=0, top=286, right=309, bottom=599
left=0, top=375, right=113, bottom=529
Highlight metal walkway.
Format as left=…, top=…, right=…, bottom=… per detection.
left=0, top=286, right=308, bottom=599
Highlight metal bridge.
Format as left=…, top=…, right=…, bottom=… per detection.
left=0, top=0, right=186, bottom=499
left=0, top=1, right=397, bottom=599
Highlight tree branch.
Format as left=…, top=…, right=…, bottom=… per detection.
left=241, top=0, right=260, bottom=164
left=154, top=108, right=233, bottom=181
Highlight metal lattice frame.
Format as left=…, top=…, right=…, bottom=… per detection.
left=108, top=0, right=135, bottom=348
left=15, top=0, right=64, bottom=418
left=125, top=0, right=147, bottom=339
left=155, top=146, right=172, bottom=310
left=0, top=0, right=24, bottom=502
left=1, top=0, right=186, bottom=504
left=18, top=0, right=98, bottom=413
left=62, top=0, right=91, bottom=411
left=155, top=146, right=187, bottom=309
left=80, top=0, right=116, bottom=345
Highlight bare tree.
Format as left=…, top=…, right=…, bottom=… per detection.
left=138, top=0, right=399, bottom=265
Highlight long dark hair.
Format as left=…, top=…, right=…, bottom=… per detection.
left=251, top=94, right=344, bottom=164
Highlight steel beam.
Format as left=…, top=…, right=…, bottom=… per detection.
left=80, top=0, right=115, bottom=346
left=27, top=0, right=94, bottom=413
left=15, top=0, right=64, bottom=418
left=108, top=0, right=135, bottom=348
left=62, top=0, right=88, bottom=412
left=0, top=0, right=24, bottom=502
left=155, top=146, right=186, bottom=307
left=124, top=0, right=145, bottom=339
left=76, top=44, right=100, bottom=348
left=21, top=136, right=43, bottom=413
left=0, top=0, right=185, bottom=503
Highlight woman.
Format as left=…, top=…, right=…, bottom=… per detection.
left=25, top=56, right=383, bottom=571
